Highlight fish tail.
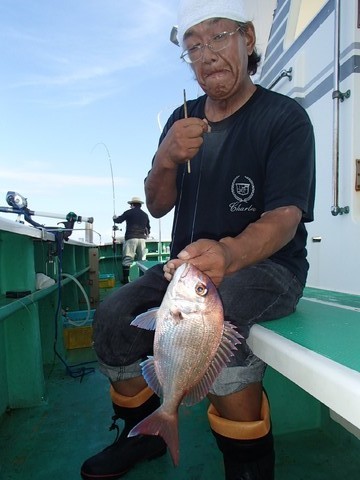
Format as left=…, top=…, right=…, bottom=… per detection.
left=128, top=407, right=179, bottom=466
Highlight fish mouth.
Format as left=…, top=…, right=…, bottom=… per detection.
left=181, top=263, right=197, bottom=281
left=173, top=263, right=189, bottom=281
left=169, top=264, right=192, bottom=292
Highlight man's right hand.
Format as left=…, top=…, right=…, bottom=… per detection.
left=156, top=118, right=209, bottom=169
left=145, top=117, right=210, bottom=218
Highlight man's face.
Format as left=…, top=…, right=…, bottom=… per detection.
left=182, top=18, right=255, bottom=100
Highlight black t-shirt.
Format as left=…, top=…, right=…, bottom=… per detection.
left=155, top=86, right=315, bottom=285
left=116, top=207, right=150, bottom=240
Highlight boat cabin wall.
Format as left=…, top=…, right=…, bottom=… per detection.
left=259, top=0, right=360, bottom=294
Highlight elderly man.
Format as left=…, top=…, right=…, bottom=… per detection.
left=81, top=0, right=315, bottom=479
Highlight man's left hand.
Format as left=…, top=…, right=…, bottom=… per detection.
left=163, top=239, right=231, bottom=287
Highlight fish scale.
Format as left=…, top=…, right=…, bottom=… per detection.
left=156, top=314, right=220, bottom=399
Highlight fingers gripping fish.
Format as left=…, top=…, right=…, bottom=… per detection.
left=128, top=263, right=242, bottom=466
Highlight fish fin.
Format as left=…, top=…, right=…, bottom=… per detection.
left=182, top=382, right=208, bottom=406
left=224, top=319, right=244, bottom=343
left=181, top=358, right=226, bottom=406
left=182, top=357, right=224, bottom=406
left=208, top=320, right=243, bottom=372
left=140, top=357, right=163, bottom=398
left=128, top=408, right=179, bottom=466
left=131, top=308, right=159, bottom=330
left=182, top=321, right=243, bottom=407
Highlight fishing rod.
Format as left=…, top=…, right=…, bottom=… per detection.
left=90, top=142, right=122, bottom=281
left=1, top=191, right=93, bottom=223
left=91, top=142, right=118, bottom=243
left=0, top=191, right=93, bottom=241
left=91, top=143, right=116, bottom=216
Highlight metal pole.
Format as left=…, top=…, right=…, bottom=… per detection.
left=0, top=206, right=93, bottom=223
left=85, top=222, right=94, bottom=243
left=331, top=0, right=340, bottom=215
left=331, top=0, right=350, bottom=215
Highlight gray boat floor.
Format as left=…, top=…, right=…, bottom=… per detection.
left=0, top=347, right=359, bottom=480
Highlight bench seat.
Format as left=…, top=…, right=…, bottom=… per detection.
left=248, top=289, right=360, bottom=431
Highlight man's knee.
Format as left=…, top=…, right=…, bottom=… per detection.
left=208, top=382, right=263, bottom=422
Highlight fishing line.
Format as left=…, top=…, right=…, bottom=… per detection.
left=156, top=103, right=186, bottom=257
left=156, top=97, right=202, bottom=255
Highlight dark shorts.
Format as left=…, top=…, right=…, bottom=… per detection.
left=93, top=260, right=303, bottom=395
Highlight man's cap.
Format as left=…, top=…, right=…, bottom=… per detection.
left=127, top=196, right=144, bottom=205
left=173, top=0, right=248, bottom=47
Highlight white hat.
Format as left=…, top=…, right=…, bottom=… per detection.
left=127, top=196, right=144, bottom=205
left=176, top=0, right=248, bottom=46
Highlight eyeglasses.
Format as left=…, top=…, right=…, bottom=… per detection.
left=180, top=26, right=241, bottom=64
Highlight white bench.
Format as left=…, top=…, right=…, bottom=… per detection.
left=247, top=292, right=360, bottom=435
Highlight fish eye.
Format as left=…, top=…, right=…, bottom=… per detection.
left=195, top=282, right=208, bottom=296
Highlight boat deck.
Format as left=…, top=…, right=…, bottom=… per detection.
left=1, top=345, right=359, bottom=480
left=1, top=261, right=360, bottom=480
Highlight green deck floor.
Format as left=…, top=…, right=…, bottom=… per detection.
left=0, top=348, right=359, bottom=480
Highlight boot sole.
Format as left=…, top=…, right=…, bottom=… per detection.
left=80, top=446, right=167, bottom=480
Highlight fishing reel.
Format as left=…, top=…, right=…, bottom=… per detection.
left=6, top=191, right=28, bottom=209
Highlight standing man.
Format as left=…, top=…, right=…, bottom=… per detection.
left=113, top=196, right=150, bottom=284
left=81, top=1, right=315, bottom=479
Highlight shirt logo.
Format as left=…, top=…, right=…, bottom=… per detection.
left=236, top=183, right=250, bottom=196
left=230, top=176, right=256, bottom=212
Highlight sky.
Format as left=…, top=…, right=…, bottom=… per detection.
left=0, top=0, right=203, bottom=244
left=0, top=0, right=274, bottom=245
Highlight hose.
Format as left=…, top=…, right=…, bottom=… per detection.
left=61, top=272, right=91, bottom=326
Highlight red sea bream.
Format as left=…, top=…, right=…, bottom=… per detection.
left=128, top=263, right=242, bottom=466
